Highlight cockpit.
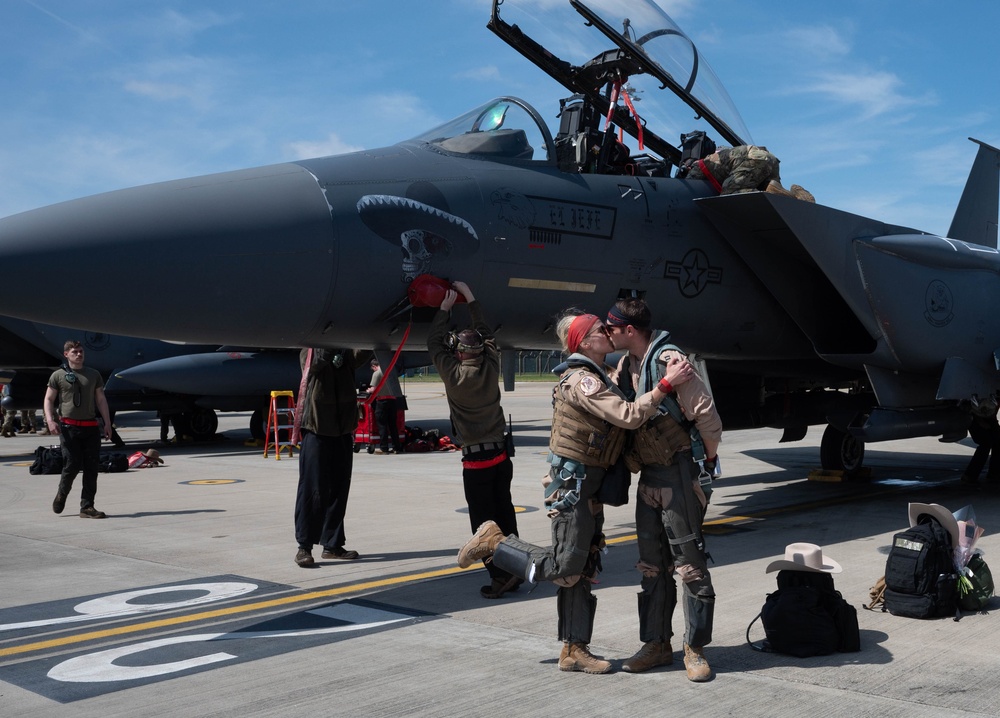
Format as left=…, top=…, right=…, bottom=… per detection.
left=406, top=0, right=754, bottom=179
left=409, top=97, right=556, bottom=163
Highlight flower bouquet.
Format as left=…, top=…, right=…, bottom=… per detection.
left=952, top=505, right=989, bottom=607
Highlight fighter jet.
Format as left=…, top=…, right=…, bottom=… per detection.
left=0, top=0, right=997, bottom=473
left=0, top=316, right=301, bottom=440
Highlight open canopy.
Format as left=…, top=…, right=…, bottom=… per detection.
left=488, top=0, right=753, bottom=165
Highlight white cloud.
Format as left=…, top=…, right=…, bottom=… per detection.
left=803, top=70, right=937, bottom=119
left=457, top=65, right=502, bottom=82
left=285, top=133, right=364, bottom=160
left=783, top=25, right=852, bottom=58
left=123, top=79, right=198, bottom=102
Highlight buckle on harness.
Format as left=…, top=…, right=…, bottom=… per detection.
left=545, top=453, right=585, bottom=512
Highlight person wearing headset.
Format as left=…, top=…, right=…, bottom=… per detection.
left=428, top=280, right=521, bottom=599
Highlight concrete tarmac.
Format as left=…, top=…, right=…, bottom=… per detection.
left=1, top=380, right=998, bottom=717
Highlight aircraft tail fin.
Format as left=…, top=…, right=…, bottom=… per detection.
left=947, top=138, right=1000, bottom=248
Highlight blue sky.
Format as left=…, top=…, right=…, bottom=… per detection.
left=2, top=0, right=998, bottom=237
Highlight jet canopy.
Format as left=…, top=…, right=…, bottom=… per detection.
left=409, top=96, right=557, bottom=163
left=488, top=0, right=753, bottom=167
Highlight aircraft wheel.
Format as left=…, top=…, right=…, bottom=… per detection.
left=820, top=425, right=865, bottom=474
left=187, top=408, right=219, bottom=441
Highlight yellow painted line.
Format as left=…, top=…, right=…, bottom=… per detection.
left=0, top=564, right=474, bottom=659
left=1, top=481, right=910, bottom=659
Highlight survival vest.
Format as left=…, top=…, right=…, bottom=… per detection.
left=617, top=335, right=707, bottom=471
left=549, top=356, right=626, bottom=469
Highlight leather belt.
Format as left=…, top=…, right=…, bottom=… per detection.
left=462, top=441, right=504, bottom=456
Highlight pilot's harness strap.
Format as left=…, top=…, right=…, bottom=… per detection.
left=624, top=337, right=712, bottom=488
left=698, top=159, right=723, bottom=194
left=545, top=452, right=586, bottom=514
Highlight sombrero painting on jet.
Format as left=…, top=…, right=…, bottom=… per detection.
left=907, top=503, right=960, bottom=547
left=765, top=542, right=843, bottom=574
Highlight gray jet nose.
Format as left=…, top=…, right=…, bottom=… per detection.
left=0, top=162, right=336, bottom=346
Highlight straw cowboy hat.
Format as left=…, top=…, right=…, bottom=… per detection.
left=141, top=448, right=164, bottom=465
left=765, top=542, right=843, bottom=574
left=907, top=502, right=960, bottom=546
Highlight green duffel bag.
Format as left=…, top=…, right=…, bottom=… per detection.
left=958, top=554, right=994, bottom=612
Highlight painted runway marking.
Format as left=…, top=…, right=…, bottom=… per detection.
left=0, top=598, right=428, bottom=702
left=0, top=582, right=258, bottom=633
left=47, top=603, right=412, bottom=684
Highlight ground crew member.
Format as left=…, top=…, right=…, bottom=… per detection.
left=457, top=311, right=694, bottom=673
left=45, top=340, right=113, bottom=518
left=606, top=298, right=722, bottom=681
left=429, top=280, right=521, bottom=599
left=684, top=144, right=814, bottom=201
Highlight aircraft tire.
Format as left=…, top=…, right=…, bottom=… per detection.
left=187, top=408, right=219, bottom=441
left=820, top=424, right=865, bottom=474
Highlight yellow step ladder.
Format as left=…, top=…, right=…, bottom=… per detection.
left=263, top=390, right=297, bottom=459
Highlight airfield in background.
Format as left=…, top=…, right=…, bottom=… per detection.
left=1, top=381, right=997, bottom=717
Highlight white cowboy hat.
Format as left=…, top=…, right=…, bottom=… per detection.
left=907, top=502, right=960, bottom=546
left=765, top=542, right=843, bottom=574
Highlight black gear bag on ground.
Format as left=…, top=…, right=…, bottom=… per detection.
left=750, top=569, right=860, bottom=657
left=28, top=446, right=63, bottom=475
left=882, top=516, right=958, bottom=619
left=98, top=452, right=129, bottom=473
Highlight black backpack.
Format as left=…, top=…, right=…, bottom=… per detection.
left=98, top=452, right=129, bottom=473
left=28, top=446, right=63, bottom=475
left=749, top=570, right=861, bottom=657
left=882, top=516, right=958, bottom=619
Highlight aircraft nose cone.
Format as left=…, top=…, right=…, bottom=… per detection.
left=0, top=163, right=335, bottom=346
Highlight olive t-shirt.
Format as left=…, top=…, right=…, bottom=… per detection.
left=47, top=366, right=104, bottom=421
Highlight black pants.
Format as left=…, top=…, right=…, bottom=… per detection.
left=58, top=423, right=101, bottom=509
left=294, top=431, right=354, bottom=550
left=966, top=416, right=1000, bottom=481
left=374, top=398, right=401, bottom=452
left=463, top=455, right=518, bottom=580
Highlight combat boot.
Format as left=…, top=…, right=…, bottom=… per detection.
left=622, top=640, right=672, bottom=673
left=764, top=179, right=796, bottom=198
left=790, top=184, right=815, bottom=203
left=558, top=642, right=612, bottom=674
left=683, top=643, right=712, bottom=682
left=457, top=520, right=505, bottom=568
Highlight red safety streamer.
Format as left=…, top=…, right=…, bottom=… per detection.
left=364, top=321, right=412, bottom=408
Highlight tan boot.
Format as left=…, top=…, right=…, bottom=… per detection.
left=558, top=642, right=612, bottom=674
left=790, top=184, right=815, bottom=203
left=457, top=520, right=505, bottom=568
left=683, top=643, right=712, bottom=682
left=765, top=179, right=796, bottom=198
left=622, top=640, right=672, bottom=673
